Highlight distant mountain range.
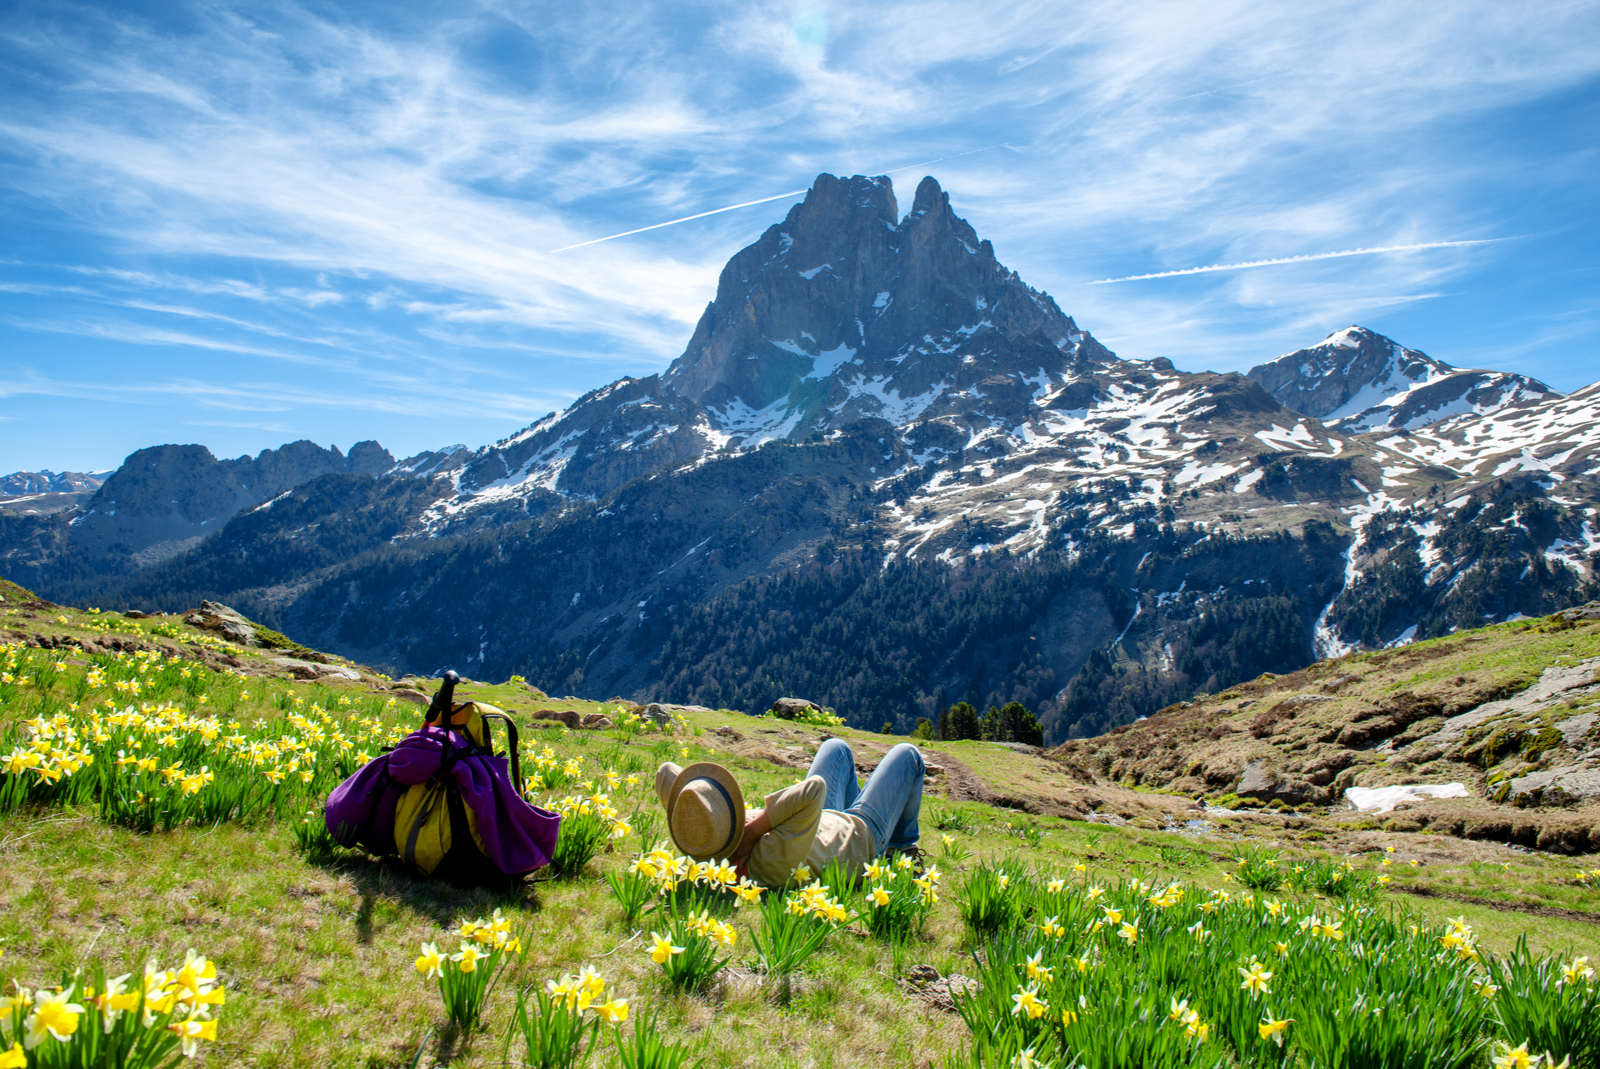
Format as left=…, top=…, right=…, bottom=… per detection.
left=0, top=468, right=110, bottom=516
left=2, top=173, right=1594, bottom=742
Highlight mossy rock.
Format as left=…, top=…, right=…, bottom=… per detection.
left=1483, top=726, right=1528, bottom=767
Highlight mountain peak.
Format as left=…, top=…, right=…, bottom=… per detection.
left=801, top=172, right=898, bottom=227
left=908, top=174, right=945, bottom=219
left=1247, top=326, right=1556, bottom=433
left=659, top=172, right=1095, bottom=424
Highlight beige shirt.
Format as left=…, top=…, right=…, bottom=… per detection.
left=746, top=776, right=876, bottom=890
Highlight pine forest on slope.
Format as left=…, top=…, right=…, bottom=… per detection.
left=2, top=174, right=1596, bottom=743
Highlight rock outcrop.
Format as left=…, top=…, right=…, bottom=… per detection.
left=770, top=697, right=824, bottom=721
left=184, top=600, right=258, bottom=645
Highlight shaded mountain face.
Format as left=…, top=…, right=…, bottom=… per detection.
left=1246, top=326, right=1555, bottom=433
left=78, top=439, right=396, bottom=565
left=0, top=440, right=396, bottom=583
left=3, top=174, right=1597, bottom=744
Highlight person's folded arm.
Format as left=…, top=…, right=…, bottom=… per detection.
left=746, top=777, right=825, bottom=882
left=732, top=808, right=772, bottom=861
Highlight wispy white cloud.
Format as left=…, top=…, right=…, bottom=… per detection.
left=0, top=0, right=1596, bottom=471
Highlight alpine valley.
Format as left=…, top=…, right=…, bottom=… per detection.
left=3, top=174, right=1596, bottom=743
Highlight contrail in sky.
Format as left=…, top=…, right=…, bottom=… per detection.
left=549, top=191, right=809, bottom=253
left=1089, top=238, right=1510, bottom=283
left=549, top=143, right=1015, bottom=254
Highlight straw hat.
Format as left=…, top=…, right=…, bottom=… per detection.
left=657, top=762, right=746, bottom=862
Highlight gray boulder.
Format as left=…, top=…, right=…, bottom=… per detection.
left=770, top=697, right=822, bottom=721
left=185, top=600, right=256, bottom=646
left=1236, top=760, right=1277, bottom=799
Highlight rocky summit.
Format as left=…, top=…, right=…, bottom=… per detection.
left=1246, top=325, right=1555, bottom=434
left=2, top=173, right=1597, bottom=742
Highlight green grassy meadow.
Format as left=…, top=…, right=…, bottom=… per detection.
left=2, top=594, right=1599, bottom=1068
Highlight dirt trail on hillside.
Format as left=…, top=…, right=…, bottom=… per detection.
left=1400, top=886, right=1600, bottom=925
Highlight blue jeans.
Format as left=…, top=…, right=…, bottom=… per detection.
left=806, top=739, right=924, bottom=854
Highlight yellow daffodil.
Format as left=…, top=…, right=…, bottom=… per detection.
left=1491, top=1041, right=1542, bottom=1069
left=1039, top=915, right=1065, bottom=939
left=24, top=985, right=86, bottom=1047
left=1048, top=878, right=1065, bottom=893
left=1475, top=979, right=1501, bottom=999
left=865, top=860, right=886, bottom=881
left=1025, top=950, right=1053, bottom=984
left=1310, top=918, right=1344, bottom=941
left=93, top=973, right=142, bottom=1018
left=575, top=965, right=606, bottom=1003
left=0, top=1041, right=24, bottom=1068
left=1012, top=1047, right=1046, bottom=1069
left=1167, top=998, right=1209, bottom=1042
left=1263, top=899, right=1283, bottom=917
left=1102, top=906, right=1123, bottom=925
left=649, top=932, right=684, bottom=965
left=868, top=886, right=891, bottom=908
left=451, top=942, right=485, bottom=973
left=1118, top=920, right=1139, bottom=945
left=1011, top=984, right=1048, bottom=1020
left=594, top=998, right=629, bottom=1024
left=1238, top=960, right=1273, bottom=996
left=1271, top=940, right=1290, bottom=958
left=546, top=976, right=581, bottom=1009
left=168, top=1014, right=218, bottom=1057
left=1258, top=1013, right=1293, bottom=1047
left=1560, top=957, right=1594, bottom=986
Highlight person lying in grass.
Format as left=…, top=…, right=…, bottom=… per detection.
left=654, top=738, right=925, bottom=888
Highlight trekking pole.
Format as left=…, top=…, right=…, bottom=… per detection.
left=424, top=670, right=460, bottom=725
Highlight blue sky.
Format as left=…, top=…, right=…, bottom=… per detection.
left=1, top=0, right=1597, bottom=474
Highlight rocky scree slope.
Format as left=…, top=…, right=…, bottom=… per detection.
left=1050, top=605, right=1600, bottom=848
left=2, top=174, right=1597, bottom=741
